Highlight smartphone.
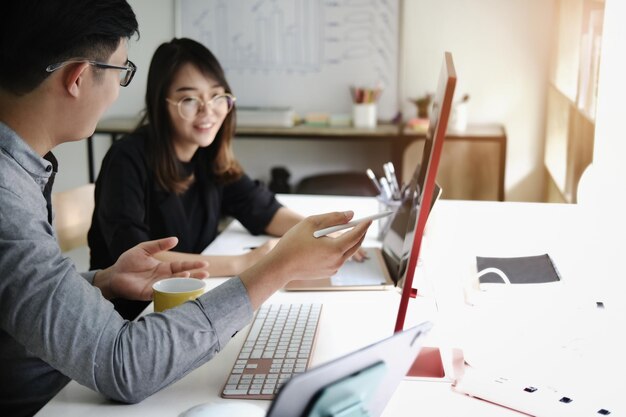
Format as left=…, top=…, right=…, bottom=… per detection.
left=313, top=210, right=394, bottom=238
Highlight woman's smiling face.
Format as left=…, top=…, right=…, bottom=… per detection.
left=166, top=62, right=229, bottom=162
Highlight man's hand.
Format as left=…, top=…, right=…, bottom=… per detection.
left=241, top=238, right=279, bottom=271
left=327, top=230, right=369, bottom=262
left=93, top=237, right=209, bottom=300
left=350, top=247, right=369, bottom=262
left=240, top=211, right=370, bottom=308
left=269, top=211, right=369, bottom=280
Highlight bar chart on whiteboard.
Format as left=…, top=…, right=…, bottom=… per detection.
left=178, top=0, right=399, bottom=120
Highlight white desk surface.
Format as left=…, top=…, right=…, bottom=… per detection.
left=37, top=196, right=625, bottom=416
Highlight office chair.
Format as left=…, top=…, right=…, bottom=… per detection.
left=295, top=171, right=378, bottom=196
left=51, top=184, right=95, bottom=270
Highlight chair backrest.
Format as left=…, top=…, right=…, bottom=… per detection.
left=51, top=184, right=95, bottom=252
left=295, top=172, right=378, bottom=196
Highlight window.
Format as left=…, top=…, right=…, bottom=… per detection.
left=544, top=0, right=604, bottom=203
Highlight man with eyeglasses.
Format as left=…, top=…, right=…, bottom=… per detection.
left=45, top=59, right=137, bottom=87
left=0, top=1, right=369, bottom=416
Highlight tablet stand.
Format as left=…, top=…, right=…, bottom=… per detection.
left=407, top=346, right=445, bottom=378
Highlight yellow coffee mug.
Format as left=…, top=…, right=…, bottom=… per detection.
left=152, top=278, right=206, bottom=312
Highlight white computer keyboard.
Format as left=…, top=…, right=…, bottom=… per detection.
left=221, top=303, right=322, bottom=400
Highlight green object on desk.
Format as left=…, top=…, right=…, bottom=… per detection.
left=329, top=113, right=352, bottom=127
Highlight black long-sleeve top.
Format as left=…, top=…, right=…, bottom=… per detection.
left=87, top=128, right=281, bottom=318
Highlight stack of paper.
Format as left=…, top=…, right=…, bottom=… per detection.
left=452, top=302, right=623, bottom=415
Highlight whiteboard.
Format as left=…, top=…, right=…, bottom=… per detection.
left=177, top=0, right=399, bottom=120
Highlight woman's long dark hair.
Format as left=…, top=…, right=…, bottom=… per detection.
left=138, top=37, right=241, bottom=194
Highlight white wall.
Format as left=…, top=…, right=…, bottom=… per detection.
left=400, top=0, right=554, bottom=201
left=53, top=0, right=555, bottom=203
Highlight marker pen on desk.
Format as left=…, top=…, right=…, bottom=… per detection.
left=383, top=163, right=398, bottom=198
left=380, top=177, right=393, bottom=201
left=386, top=162, right=401, bottom=198
left=366, top=168, right=383, bottom=195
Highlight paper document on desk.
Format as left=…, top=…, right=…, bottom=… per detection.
left=451, top=301, right=625, bottom=416
left=453, top=366, right=621, bottom=416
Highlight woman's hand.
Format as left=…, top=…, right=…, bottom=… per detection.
left=94, top=237, right=209, bottom=300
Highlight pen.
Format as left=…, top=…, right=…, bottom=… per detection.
left=383, top=163, right=396, bottom=198
left=380, top=177, right=392, bottom=201
left=366, top=168, right=383, bottom=195
left=313, top=210, right=394, bottom=238
left=385, top=162, right=401, bottom=199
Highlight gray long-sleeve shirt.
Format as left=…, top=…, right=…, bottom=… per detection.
left=0, top=122, right=254, bottom=416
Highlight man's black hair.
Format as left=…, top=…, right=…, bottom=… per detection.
left=0, top=0, right=139, bottom=95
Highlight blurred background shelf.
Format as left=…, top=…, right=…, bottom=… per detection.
left=90, top=118, right=506, bottom=201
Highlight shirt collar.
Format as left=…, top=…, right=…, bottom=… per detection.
left=0, top=121, right=56, bottom=192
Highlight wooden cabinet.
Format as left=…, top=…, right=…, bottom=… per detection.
left=402, top=124, right=506, bottom=201
left=235, top=123, right=507, bottom=201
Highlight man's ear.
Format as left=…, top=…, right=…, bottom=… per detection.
left=63, top=62, right=90, bottom=97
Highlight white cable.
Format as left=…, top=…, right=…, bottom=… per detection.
left=476, top=267, right=511, bottom=284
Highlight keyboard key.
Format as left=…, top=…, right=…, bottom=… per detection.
left=222, top=303, right=322, bottom=400
left=223, top=389, right=249, bottom=395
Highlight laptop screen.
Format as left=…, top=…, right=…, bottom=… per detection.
left=380, top=168, right=441, bottom=286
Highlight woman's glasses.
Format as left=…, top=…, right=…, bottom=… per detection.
left=46, top=59, right=136, bottom=87
left=166, top=94, right=236, bottom=120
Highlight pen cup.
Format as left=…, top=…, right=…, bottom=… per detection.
left=376, top=196, right=401, bottom=241
left=353, top=103, right=377, bottom=128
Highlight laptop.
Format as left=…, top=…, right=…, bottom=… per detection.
left=285, top=55, right=456, bottom=291
left=265, top=321, right=433, bottom=417
left=284, top=180, right=441, bottom=291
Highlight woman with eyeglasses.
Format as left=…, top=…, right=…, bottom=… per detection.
left=88, top=38, right=305, bottom=320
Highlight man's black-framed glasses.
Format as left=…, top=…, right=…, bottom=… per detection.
left=45, top=59, right=136, bottom=87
